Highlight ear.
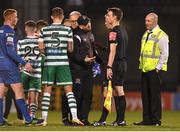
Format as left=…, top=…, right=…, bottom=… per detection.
left=61, top=15, right=64, bottom=20
left=25, top=26, right=28, bottom=33
left=51, top=15, right=53, bottom=20
left=114, top=15, right=117, bottom=21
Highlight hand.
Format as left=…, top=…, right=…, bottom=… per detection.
left=156, top=68, right=159, bottom=73
left=24, top=63, right=33, bottom=72
left=38, top=42, right=45, bottom=53
left=107, top=68, right=113, bottom=79
left=84, top=56, right=96, bottom=62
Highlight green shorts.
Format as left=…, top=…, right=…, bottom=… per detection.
left=42, top=66, right=72, bottom=86
left=21, top=72, right=42, bottom=92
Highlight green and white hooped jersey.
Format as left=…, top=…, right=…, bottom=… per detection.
left=40, top=23, right=73, bottom=66
left=17, top=36, right=42, bottom=78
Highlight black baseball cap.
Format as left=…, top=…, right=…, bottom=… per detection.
left=77, top=15, right=90, bottom=26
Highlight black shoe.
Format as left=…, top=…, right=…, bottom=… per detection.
left=32, top=117, right=46, bottom=125
left=93, top=121, right=106, bottom=126
left=156, top=122, right=161, bottom=126
left=32, top=117, right=39, bottom=124
left=36, top=118, right=47, bottom=126
left=27, top=118, right=45, bottom=126
left=81, top=120, right=91, bottom=126
left=117, top=120, right=127, bottom=126
left=133, top=121, right=151, bottom=125
left=110, top=120, right=118, bottom=126
left=62, top=119, right=72, bottom=126
left=150, top=121, right=161, bottom=126
left=25, top=121, right=33, bottom=126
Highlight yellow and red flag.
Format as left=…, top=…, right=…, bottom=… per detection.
left=104, top=80, right=112, bottom=112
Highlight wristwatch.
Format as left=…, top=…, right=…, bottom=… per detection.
left=107, top=65, right=112, bottom=69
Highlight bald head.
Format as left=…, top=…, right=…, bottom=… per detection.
left=145, top=12, right=158, bottom=30
left=147, top=13, right=158, bottom=23
left=69, top=11, right=81, bottom=18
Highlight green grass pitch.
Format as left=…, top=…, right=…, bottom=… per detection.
left=0, top=110, right=180, bottom=131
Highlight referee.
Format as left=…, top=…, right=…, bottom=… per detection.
left=93, top=7, right=128, bottom=126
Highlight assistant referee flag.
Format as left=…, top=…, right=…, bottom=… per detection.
left=104, top=80, right=112, bottom=112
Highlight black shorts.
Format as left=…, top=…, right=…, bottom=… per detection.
left=102, top=61, right=127, bottom=88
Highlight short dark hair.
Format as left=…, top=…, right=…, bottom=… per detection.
left=107, top=7, right=123, bottom=21
left=51, top=7, right=64, bottom=18
left=3, top=8, right=17, bottom=19
left=36, top=20, right=48, bottom=30
left=25, top=20, right=36, bottom=28
left=25, top=20, right=36, bottom=32
left=77, top=15, right=90, bottom=26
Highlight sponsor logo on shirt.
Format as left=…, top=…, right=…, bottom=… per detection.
left=6, top=36, right=14, bottom=45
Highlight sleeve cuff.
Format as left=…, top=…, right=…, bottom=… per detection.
left=38, top=38, right=44, bottom=42
left=156, top=64, right=162, bottom=70
left=20, top=60, right=26, bottom=66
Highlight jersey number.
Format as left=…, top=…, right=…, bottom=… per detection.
left=51, top=32, right=61, bottom=47
left=24, top=46, right=40, bottom=60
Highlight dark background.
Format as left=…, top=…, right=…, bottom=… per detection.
left=1, top=0, right=180, bottom=91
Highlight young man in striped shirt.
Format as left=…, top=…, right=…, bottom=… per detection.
left=17, top=20, right=42, bottom=121
left=38, top=7, right=83, bottom=126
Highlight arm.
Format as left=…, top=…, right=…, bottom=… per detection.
left=67, top=28, right=74, bottom=53
left=7, top=45, right=26, bottom=66
left=6, top=35, right=33, bottom=72
left=107, top=43, right=117, bottom=79
left=17, top=40, right=22, bottom=57
left=67, top=41, right=74, bottom=53
left=6, top=33, right=26, bottom=66
left=107, top=31, right=118, bottom=79
left=38, top=29, right=45, bottom=53
left=38, top=37, right=45, bottom=54
left=71, top=36, right=95, bottom=63
left=71, top=35, right=87, bottom=62
left=156, top=35, right=169, bottom=71
left=107, top=44, right=117, bottom=68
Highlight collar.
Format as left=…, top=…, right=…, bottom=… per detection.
left=26, top=36, right=37, bottom=38
left=148, top=25, right=159, bottom=33
left=52, top=23, right=62, bottom=24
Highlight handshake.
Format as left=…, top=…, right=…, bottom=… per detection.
left=84, top=56, right=96, bottom=63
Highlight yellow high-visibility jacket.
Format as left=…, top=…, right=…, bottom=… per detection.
left=139, top=27, right=168, bottom=72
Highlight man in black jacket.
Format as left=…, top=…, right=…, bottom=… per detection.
left=70, top=15, right=96, bottom=125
